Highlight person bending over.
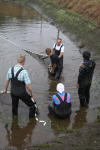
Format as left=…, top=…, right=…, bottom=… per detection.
left=45, top=48, right=61, bottom=79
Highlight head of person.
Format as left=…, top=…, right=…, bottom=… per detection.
left=45, top=48, right=52, bottom=56
left=17, top=55, right=25, bottom=65
left=83, top=51, right=91, bottom=60
left=56, top=83, right=65, bottom=93
left=57, top=38, right=62, bottom=46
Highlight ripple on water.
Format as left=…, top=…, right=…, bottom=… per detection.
left=0, top=1, right=100, bottom=148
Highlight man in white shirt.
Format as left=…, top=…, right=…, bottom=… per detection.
left=52, top=38, right=64, bottom=79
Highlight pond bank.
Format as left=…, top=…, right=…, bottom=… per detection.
left=0, top=0, right=100, bottom=51
left=28, top=0, right=100, bottom=52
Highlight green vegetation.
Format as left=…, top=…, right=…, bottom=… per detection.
left=39, top=143, right=52, bottom=148
left=97, top=107, right=100, bottom=112
left=0, top=0, right=100, bottom=52
left=30, top=0, right=100, bottom=51
left=31, top=0, right=97, bottom=29
left=51, top=119, right=74, bottom=133
left=94, top=107, right=100, bottom=122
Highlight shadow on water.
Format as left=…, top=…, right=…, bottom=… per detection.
left=0, top=1, right=100, bottom=149
left=72, top=106, right=88, bottom=129
left=48, top=114, right=71, bottom=134
left=5, top=118, right=36, bottom=149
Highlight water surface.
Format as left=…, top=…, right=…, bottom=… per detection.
left=0, top=2, right=100, bottom=149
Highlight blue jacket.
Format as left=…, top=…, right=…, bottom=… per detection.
left=52, top=92, right=71, bottom=105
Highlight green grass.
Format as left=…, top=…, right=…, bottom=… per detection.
left=39, top=143, right=52, bottom=148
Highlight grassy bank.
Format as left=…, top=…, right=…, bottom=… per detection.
left=44, top=0, right=100, bottom=25
left=0, top=0, right=100, bottom=51
left=29, top=0, right=100, bottom=52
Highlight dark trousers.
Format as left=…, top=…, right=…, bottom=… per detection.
left=54, top=69, right=61, bottom=80
left=58, top=57, right=63, bottom=71
left=54, top=57, right=63, bottom=80
left=78, top=85, right=91, bottom=106
left=48, top=103, right=55, bottom=116
left=11, top=93, right=35, bottom=119
left=48, top=103, right=71, bottom=119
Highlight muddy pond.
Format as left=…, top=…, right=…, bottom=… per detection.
left=0, top=2, right=100, bottom=149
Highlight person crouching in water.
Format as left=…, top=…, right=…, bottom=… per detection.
left=45, top=48, right=61, bottom=80
left=48, top=83, right=71, bottom=119
left=76, top=51, right=96, bottom=107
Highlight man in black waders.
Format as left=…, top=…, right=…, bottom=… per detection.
left=51, top=38, right=64, bottom=79
left=5, top=55, right=36, bottom=119
left=76, top=51, right=96, bottom=107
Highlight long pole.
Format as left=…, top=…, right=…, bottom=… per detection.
left=0, top=35, right=48, bottom=57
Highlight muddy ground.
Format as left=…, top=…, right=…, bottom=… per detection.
left=31, top=122, right=100, bottom=150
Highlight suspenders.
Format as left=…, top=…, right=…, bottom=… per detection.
left=11, top=67, right=23, bottom=79
left=54, top=43, right=63, bottom=51
left=11, top=67, right=26, bottom=96
left=56, top=93, right=67, bottom=103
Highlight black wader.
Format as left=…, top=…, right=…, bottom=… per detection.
left=78, top=84, right=91, bottom=106
left=54, top=44, right=63, bottom=79
left=78, top=59, right=96, bottom=106
left=48, top=93, right=71, bottom=119
left=11, top=67, right=35, bottom=118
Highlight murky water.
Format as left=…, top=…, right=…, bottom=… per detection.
left=0, top=2, right=100, bottom=149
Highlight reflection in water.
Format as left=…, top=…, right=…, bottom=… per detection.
left=48, top=67, right=64, bottom=97
left=48, top=114, right=70, bottom=133
left=48, top=79, right=58, bottom=95
left=5, top=118, right=36, bottom=149
left=0, top=2, right=40, bottom=19
left=72, top=107, right=88, bottom=129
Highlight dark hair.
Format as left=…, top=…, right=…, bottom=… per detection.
left=83, top=51, right=91, bottom=60
left=45, top=48, right=51, bottom=55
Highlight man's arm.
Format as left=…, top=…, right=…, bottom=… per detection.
left=76, top=64, right=85, bottom=88
left=51, top=48, right=54, bottom=54
left=5, top=80, right=10, bottom=93
left=58, top=45, right=64, bottom=58
left=77, top=71, right=83, bottom=88
left=26, top=84, right=34, bottom=98
left=23, top=70, right=34, bottom=97
left=58, top=52, right=63, bottom=58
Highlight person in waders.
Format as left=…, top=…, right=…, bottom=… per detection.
left=5, top=55, right=36, bottom=119
left=45, top=48, right=59, bottom=78
left=48, top=83, right=71, bottom=119
left=76, top=51, right=96, bottom=107
left=51, top=38, right=64, bottom=79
